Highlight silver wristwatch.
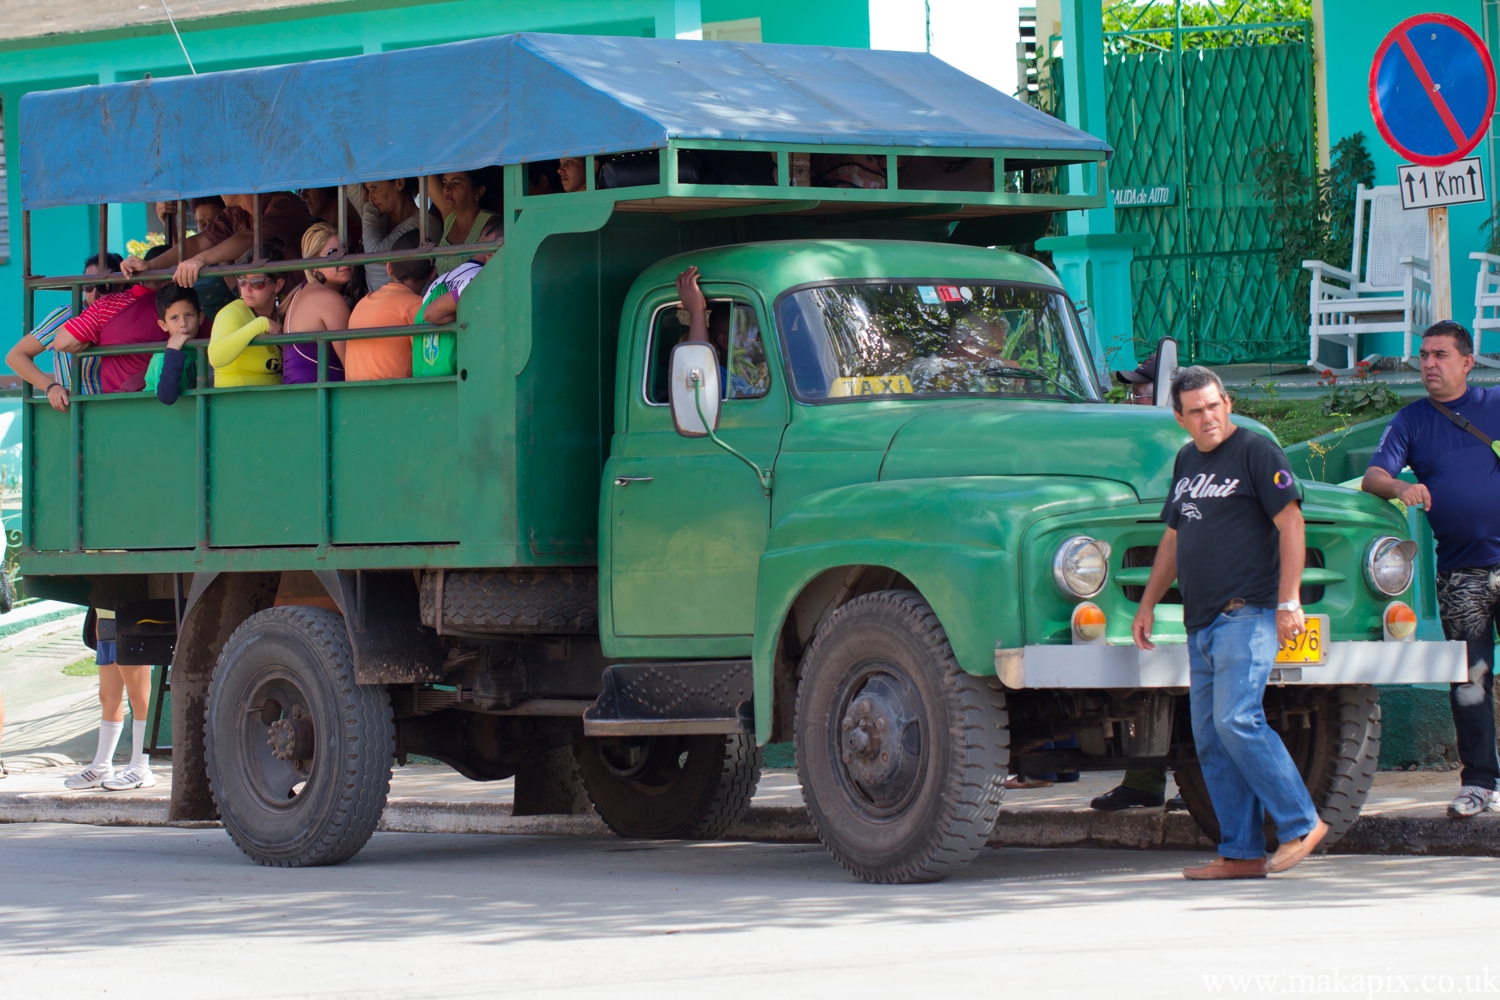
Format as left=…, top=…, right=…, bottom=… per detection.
left=1276, top=599, right=1301, bottom=612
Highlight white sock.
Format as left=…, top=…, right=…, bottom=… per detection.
left=130, top=720, right=149, bottom=770
left=92, top=720, right=124, bottom=768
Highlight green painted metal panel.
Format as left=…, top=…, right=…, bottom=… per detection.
left=330, top=380, right=459, bottom=545
left=29, top=404, right=73, bottom=551
left=209, top=389, right=320, bottom=547
left=607, top=282, right=785, bottom=637
left=1104, top=13, right=1313, bottom=363
left=82, top=395, right=195, bottom=549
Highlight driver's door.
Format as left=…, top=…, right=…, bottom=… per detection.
left=607, top=285, right=787, bottom=638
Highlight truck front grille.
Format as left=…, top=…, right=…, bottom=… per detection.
left=1120, top=547, right=1325, bottom=605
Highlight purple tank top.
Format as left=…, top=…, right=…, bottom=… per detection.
left=281, top=341, right=345, bottom=384
left=281, top=284, right=347, bottom=384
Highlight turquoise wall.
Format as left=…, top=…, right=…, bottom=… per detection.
left=1321, top=0, right=1495, bottom=357
left=0, top=0, right=704, bottom=369
left=701, top=0, right=869, bottom=46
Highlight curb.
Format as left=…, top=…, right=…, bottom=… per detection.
left=4, top=793, right=1497, bottom=857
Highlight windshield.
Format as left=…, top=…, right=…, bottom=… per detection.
left=776, top=281, right=1099, bottom=403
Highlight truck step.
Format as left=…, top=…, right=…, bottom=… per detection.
left=420, top=569, right=598, bottom=635
left=583, top=661, right=754, bottom=737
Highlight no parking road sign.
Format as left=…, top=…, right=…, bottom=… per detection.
left=1369, top=13, right=1496, bottom=167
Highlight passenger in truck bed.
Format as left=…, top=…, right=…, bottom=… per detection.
left=434, top=170, right=500, bottom=273
left=279, top=222, right=363, bottom=384
left=343, top=229, right=433, bottom=382
left=347, top=177, right=424, bottom=292
left=413, top=215, right=503, bottom=377
left=208, top=244, right=286, bottom=387
left=123, top=192, right=312, bottom=292
left=148, top=284, right=203, bottom=406
left=6, top=248, right=171, bottom=408
left=10, top=252, right=126, bottom=403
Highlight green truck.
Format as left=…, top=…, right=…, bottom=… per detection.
left=17, top=34, right=1463, bottom=883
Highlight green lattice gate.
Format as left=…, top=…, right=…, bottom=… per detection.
left=1103, top=10, right=1314, bottom=364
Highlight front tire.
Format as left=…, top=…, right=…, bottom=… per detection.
left=205, top=607, right=394, bottom=867
left=574, top=734, right=762, bottom=839
left=796, top=590, right=1010, bottom=884
left=1175, top=685, right=1381, bottom=850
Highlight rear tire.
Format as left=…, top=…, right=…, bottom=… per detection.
left=574, top=733, right=761, bottom=839
left=1175, top=685, right=1380, bottom=850
left=205, top=607, right=393, bottom=867
left=796, top=590, right=1009, bottom=884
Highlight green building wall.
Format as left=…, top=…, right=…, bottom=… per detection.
left=0, top=0, right=706, bottom=361
left=701, top=0, right=869, bottom=47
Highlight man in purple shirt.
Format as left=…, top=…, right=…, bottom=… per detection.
left=1364, top=320, right=1500, bottom=818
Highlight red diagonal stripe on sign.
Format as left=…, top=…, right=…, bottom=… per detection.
left=1395, top=30, right=1472, bottom=149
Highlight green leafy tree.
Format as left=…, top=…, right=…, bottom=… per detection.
left=1252, top=132, right=1375, bottom=324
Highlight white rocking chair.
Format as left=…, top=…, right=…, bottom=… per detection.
left=1303, top=184, right=1431, bottom=373
left=1464, top=251, right=1500, bottom=367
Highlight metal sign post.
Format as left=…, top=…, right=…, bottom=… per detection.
left=1369, top=13, right=1497, bottom=322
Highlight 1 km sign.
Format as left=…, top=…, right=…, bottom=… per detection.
left=1398, top=156, right=1486, bottom=210
left=1369, top=14, right=1496, bottom=167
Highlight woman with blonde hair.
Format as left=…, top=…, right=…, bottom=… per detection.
left=280, top=222, right=364, bottom=384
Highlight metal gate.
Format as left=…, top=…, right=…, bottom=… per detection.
left=1103, top=4, right=1314, bottom=364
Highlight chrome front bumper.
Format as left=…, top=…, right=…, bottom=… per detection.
left=994, top=640, right=1467, bottom=689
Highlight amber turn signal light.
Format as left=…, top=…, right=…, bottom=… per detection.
left=1071, top=602, right=1107, bottom=644
left=1383, top=601, right=1417, bottom=642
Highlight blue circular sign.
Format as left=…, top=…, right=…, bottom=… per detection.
left=1369, top=13, right=1496, bottom=167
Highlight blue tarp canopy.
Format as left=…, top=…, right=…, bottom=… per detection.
left=19, top=32, right=1110, bottom=210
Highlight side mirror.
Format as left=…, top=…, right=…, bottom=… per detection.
left=669, top=342, right=721, bottom=438
left=1153, top=336, right=1178, bottom=408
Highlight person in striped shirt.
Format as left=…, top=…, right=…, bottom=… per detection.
left=10, top=253, right=124, bottom=400
left=6, top=248, right=172, bottom=409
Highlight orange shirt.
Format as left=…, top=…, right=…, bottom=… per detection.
left=345, top=282, right=422, bottom=381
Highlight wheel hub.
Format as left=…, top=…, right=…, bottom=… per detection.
left=267, top=705, right=314, bottom=763
left=838, top=672, right=921, bottom=810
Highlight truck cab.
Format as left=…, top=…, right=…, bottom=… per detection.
left=14, top=33, right=1462, bottom=883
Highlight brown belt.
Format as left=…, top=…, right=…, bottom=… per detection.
left=1222, top=598, right=1247, bottom=612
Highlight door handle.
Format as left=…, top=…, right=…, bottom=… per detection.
left=614, top=476, right=654, bottom=486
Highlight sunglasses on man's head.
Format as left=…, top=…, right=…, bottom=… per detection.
left=237, top=275, right=274, bottom=290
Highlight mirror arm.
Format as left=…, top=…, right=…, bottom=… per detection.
left=693, top=377, right=773, bottom=497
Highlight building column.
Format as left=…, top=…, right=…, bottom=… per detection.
left=1040, top=0, right=1145, bottom=373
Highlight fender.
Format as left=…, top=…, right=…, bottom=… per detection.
left=750, top=475, right=1136, bottom=742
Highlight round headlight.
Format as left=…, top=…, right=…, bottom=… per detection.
left=1364, top=536, right=1417, bottom=596
left=1053, top=536, right=1111, bottom=599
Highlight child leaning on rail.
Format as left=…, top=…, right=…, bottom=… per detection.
left=148, top=284, right=203, bottom=406
left=209, top=244, right=286, bottom=388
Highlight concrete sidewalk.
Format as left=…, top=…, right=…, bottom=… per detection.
left=2, top=758, right=1493, bottom=856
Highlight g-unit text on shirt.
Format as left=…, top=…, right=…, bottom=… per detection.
left=1173, top=474, right=1242, bottom=503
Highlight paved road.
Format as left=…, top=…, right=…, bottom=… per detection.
left=3, top=825, right=1498, bottom=998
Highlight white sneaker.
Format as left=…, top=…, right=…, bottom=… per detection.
left=101, top=764, right=156, bottom=791
left=64, top=764, right=115, bottom=789
left=1446, top=785, right=1500, bottom=818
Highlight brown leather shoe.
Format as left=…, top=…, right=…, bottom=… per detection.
left=1267, top=818, right=1329, bottom=874
left=1182, top=856, right=1267, bottom=880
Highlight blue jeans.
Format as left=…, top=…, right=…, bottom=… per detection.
left=1189, top=606, right=1319, bottom=859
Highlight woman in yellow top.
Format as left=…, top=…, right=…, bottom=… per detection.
left=209, top=244, right=285, bottom=386
left=433, top=170, right=499, bottom=273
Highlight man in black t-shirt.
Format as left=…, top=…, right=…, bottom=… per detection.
left=1132, top=366, right=1327, bottom=880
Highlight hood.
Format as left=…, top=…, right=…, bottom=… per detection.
left=877, top=401, right=1208, bottom=500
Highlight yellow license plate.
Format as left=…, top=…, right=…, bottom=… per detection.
left=1276, top=614, right=1328, bottom=664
